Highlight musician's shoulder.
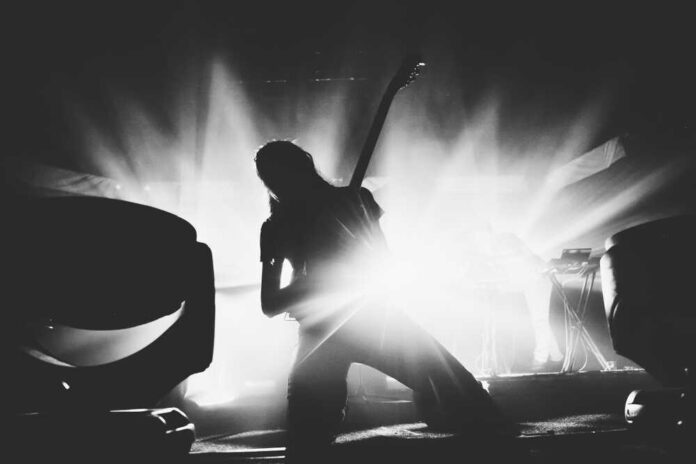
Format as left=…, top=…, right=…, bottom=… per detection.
left=260, top=216, right=274, bottom=235
left=261, top=213, right=284, bottom=233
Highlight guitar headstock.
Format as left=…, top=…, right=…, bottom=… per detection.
left=388, top=54, right=426, bottom=92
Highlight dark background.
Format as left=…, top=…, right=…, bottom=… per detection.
left=5, top=1, right=696, bottom=175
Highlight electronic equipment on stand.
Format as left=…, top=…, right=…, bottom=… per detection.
left=545, top=248, right=615, bottom=373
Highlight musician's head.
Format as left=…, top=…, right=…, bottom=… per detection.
left=255, top=140, right=328, bottom=203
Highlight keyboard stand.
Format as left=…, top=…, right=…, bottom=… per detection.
left=546, top=263, right=614, bottom=373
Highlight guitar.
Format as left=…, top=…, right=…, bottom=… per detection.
left=348, top=54, right=425, bottom=191
left=280, top=56, right=425, bottom=324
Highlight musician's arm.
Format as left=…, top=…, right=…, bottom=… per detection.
left=260, top=259, right=314, bottom=318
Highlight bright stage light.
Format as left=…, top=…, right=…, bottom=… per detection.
left=58, top=50, right=671, bottom=401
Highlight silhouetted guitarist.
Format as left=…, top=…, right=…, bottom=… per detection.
left=254, top=56, right=512, bottom=463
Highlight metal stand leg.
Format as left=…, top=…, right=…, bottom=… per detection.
left=548, top=271, right=613, bottom=373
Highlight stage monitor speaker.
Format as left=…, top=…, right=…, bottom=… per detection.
left=1, top=195, right=216, bottom=412
left=600, top=215, right=696, bottom=387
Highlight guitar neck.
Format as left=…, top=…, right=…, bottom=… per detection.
left=348, top=87, right=398, bottom=191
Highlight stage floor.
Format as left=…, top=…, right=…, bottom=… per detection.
left=188, top=415, right=689, bottom=463
left=183, top=369, right=689, bottom=463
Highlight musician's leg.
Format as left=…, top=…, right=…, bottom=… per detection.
left=286, top=327, right=351, bottom=463
left=341, top=307, right=510, bottom=432
left=524, top=275, right=563, bottom=368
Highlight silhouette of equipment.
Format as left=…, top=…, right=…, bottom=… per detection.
left=546, top=249, right=614, bottom=373
left=1, top=196, right=216, bottom=459
left=601, top=215, right=696, bottom=432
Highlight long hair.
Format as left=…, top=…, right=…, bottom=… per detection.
left=254, top=140, right=335, bottom=216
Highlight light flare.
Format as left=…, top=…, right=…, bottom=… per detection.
left=58, top=52, right=673, bottom=403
